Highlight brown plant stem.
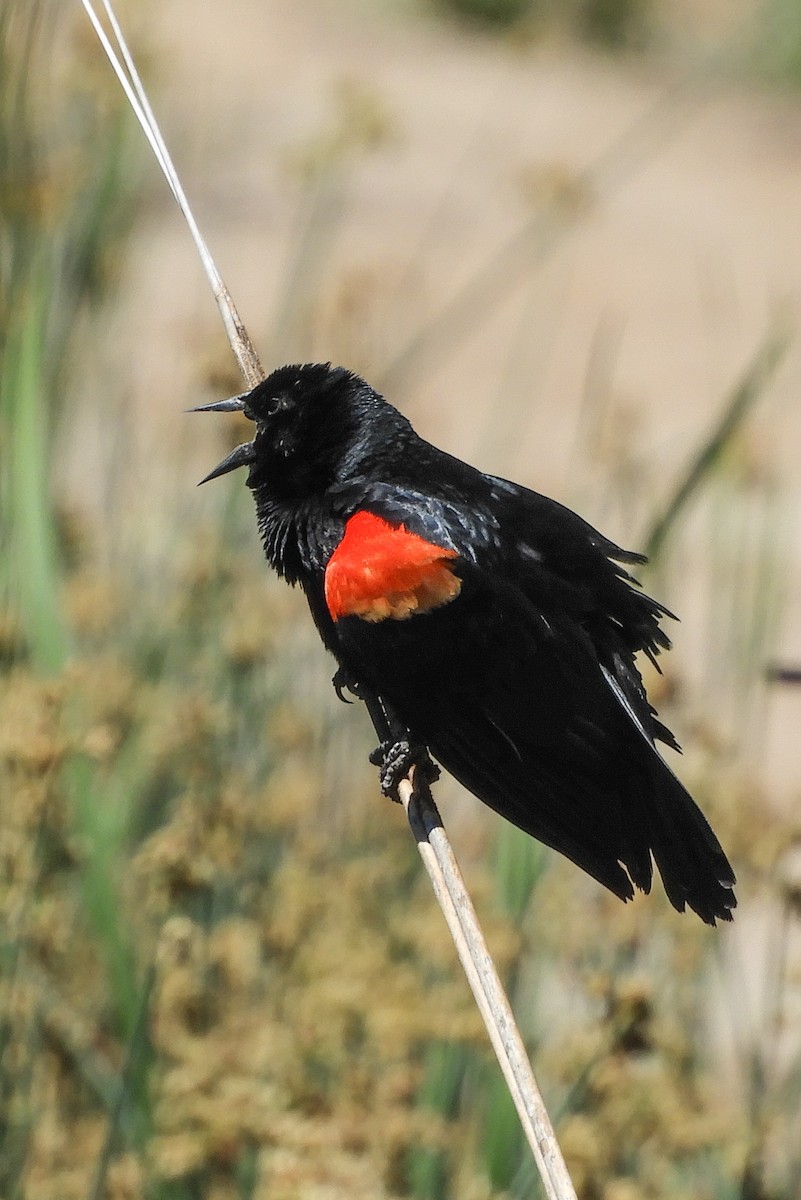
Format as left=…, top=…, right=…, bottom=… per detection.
left=401, top=767, right=577, bottom=1200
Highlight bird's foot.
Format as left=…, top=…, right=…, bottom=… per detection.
left=332, top=667, right=362, bottom=704
left=369, top=739, right=440, bottom=801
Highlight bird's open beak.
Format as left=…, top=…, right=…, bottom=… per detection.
left=192, top=391, right=257, bottom=484
left=197, top=440, right=257, bottom=485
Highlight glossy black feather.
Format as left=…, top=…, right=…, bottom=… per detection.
left=213, top=362, right=735, bottom=924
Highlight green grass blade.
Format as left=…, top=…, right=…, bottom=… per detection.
left=2, top=258, right=70, bottom=670
left=643, top=325, right=791, bottom=563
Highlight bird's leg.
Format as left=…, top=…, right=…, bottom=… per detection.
left=359, top=687, right=440, bottom=801
left=330, top=671, right=439, bottom=798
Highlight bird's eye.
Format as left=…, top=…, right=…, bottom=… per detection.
left=264, top=394, right=283, bottom=416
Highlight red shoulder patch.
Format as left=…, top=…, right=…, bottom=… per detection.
left=325, top=510, right=461, bottom=622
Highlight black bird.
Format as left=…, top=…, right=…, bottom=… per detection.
left=195, top=362, right=736, bottom=924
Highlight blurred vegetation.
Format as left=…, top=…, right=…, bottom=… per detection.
left=2, top=2, right=801, bottom=1199
left=432, top=0, right=674, bottom=52
left=754, top=0, right=801, bottom=82
left=427, top=0, right=651, bottom=47
left=429, top=0, right=801, bottom=71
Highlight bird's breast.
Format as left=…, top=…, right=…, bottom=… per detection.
left=324, top=510, right=462, bottom=623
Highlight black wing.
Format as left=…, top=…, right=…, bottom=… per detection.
left=485, top=476, right=682, bottom=750
left=330, top=482, right=735, bottom=924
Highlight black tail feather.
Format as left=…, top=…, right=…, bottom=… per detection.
left=641, top=765, right=736, bottom=925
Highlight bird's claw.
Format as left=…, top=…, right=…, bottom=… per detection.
left=369, top=739, right=440, bottom=800
left=332, top=668, right=362, bottom=705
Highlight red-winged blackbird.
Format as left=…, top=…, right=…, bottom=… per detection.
left=195, top=362, right=736, bottom=925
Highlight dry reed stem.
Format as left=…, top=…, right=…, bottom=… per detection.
left=79, top=4, right=579, bottom=1196
left=401, top=769, right=577, bottom=1199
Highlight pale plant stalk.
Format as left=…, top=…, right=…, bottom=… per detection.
left=80, top=0, right=263, bottom=386
left=401, top=770, right=577, bottom=1199
left=78, top=5, right=578, bottom=1196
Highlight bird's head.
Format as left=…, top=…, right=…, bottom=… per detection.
left=193, top=362, right=411, bottom=497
